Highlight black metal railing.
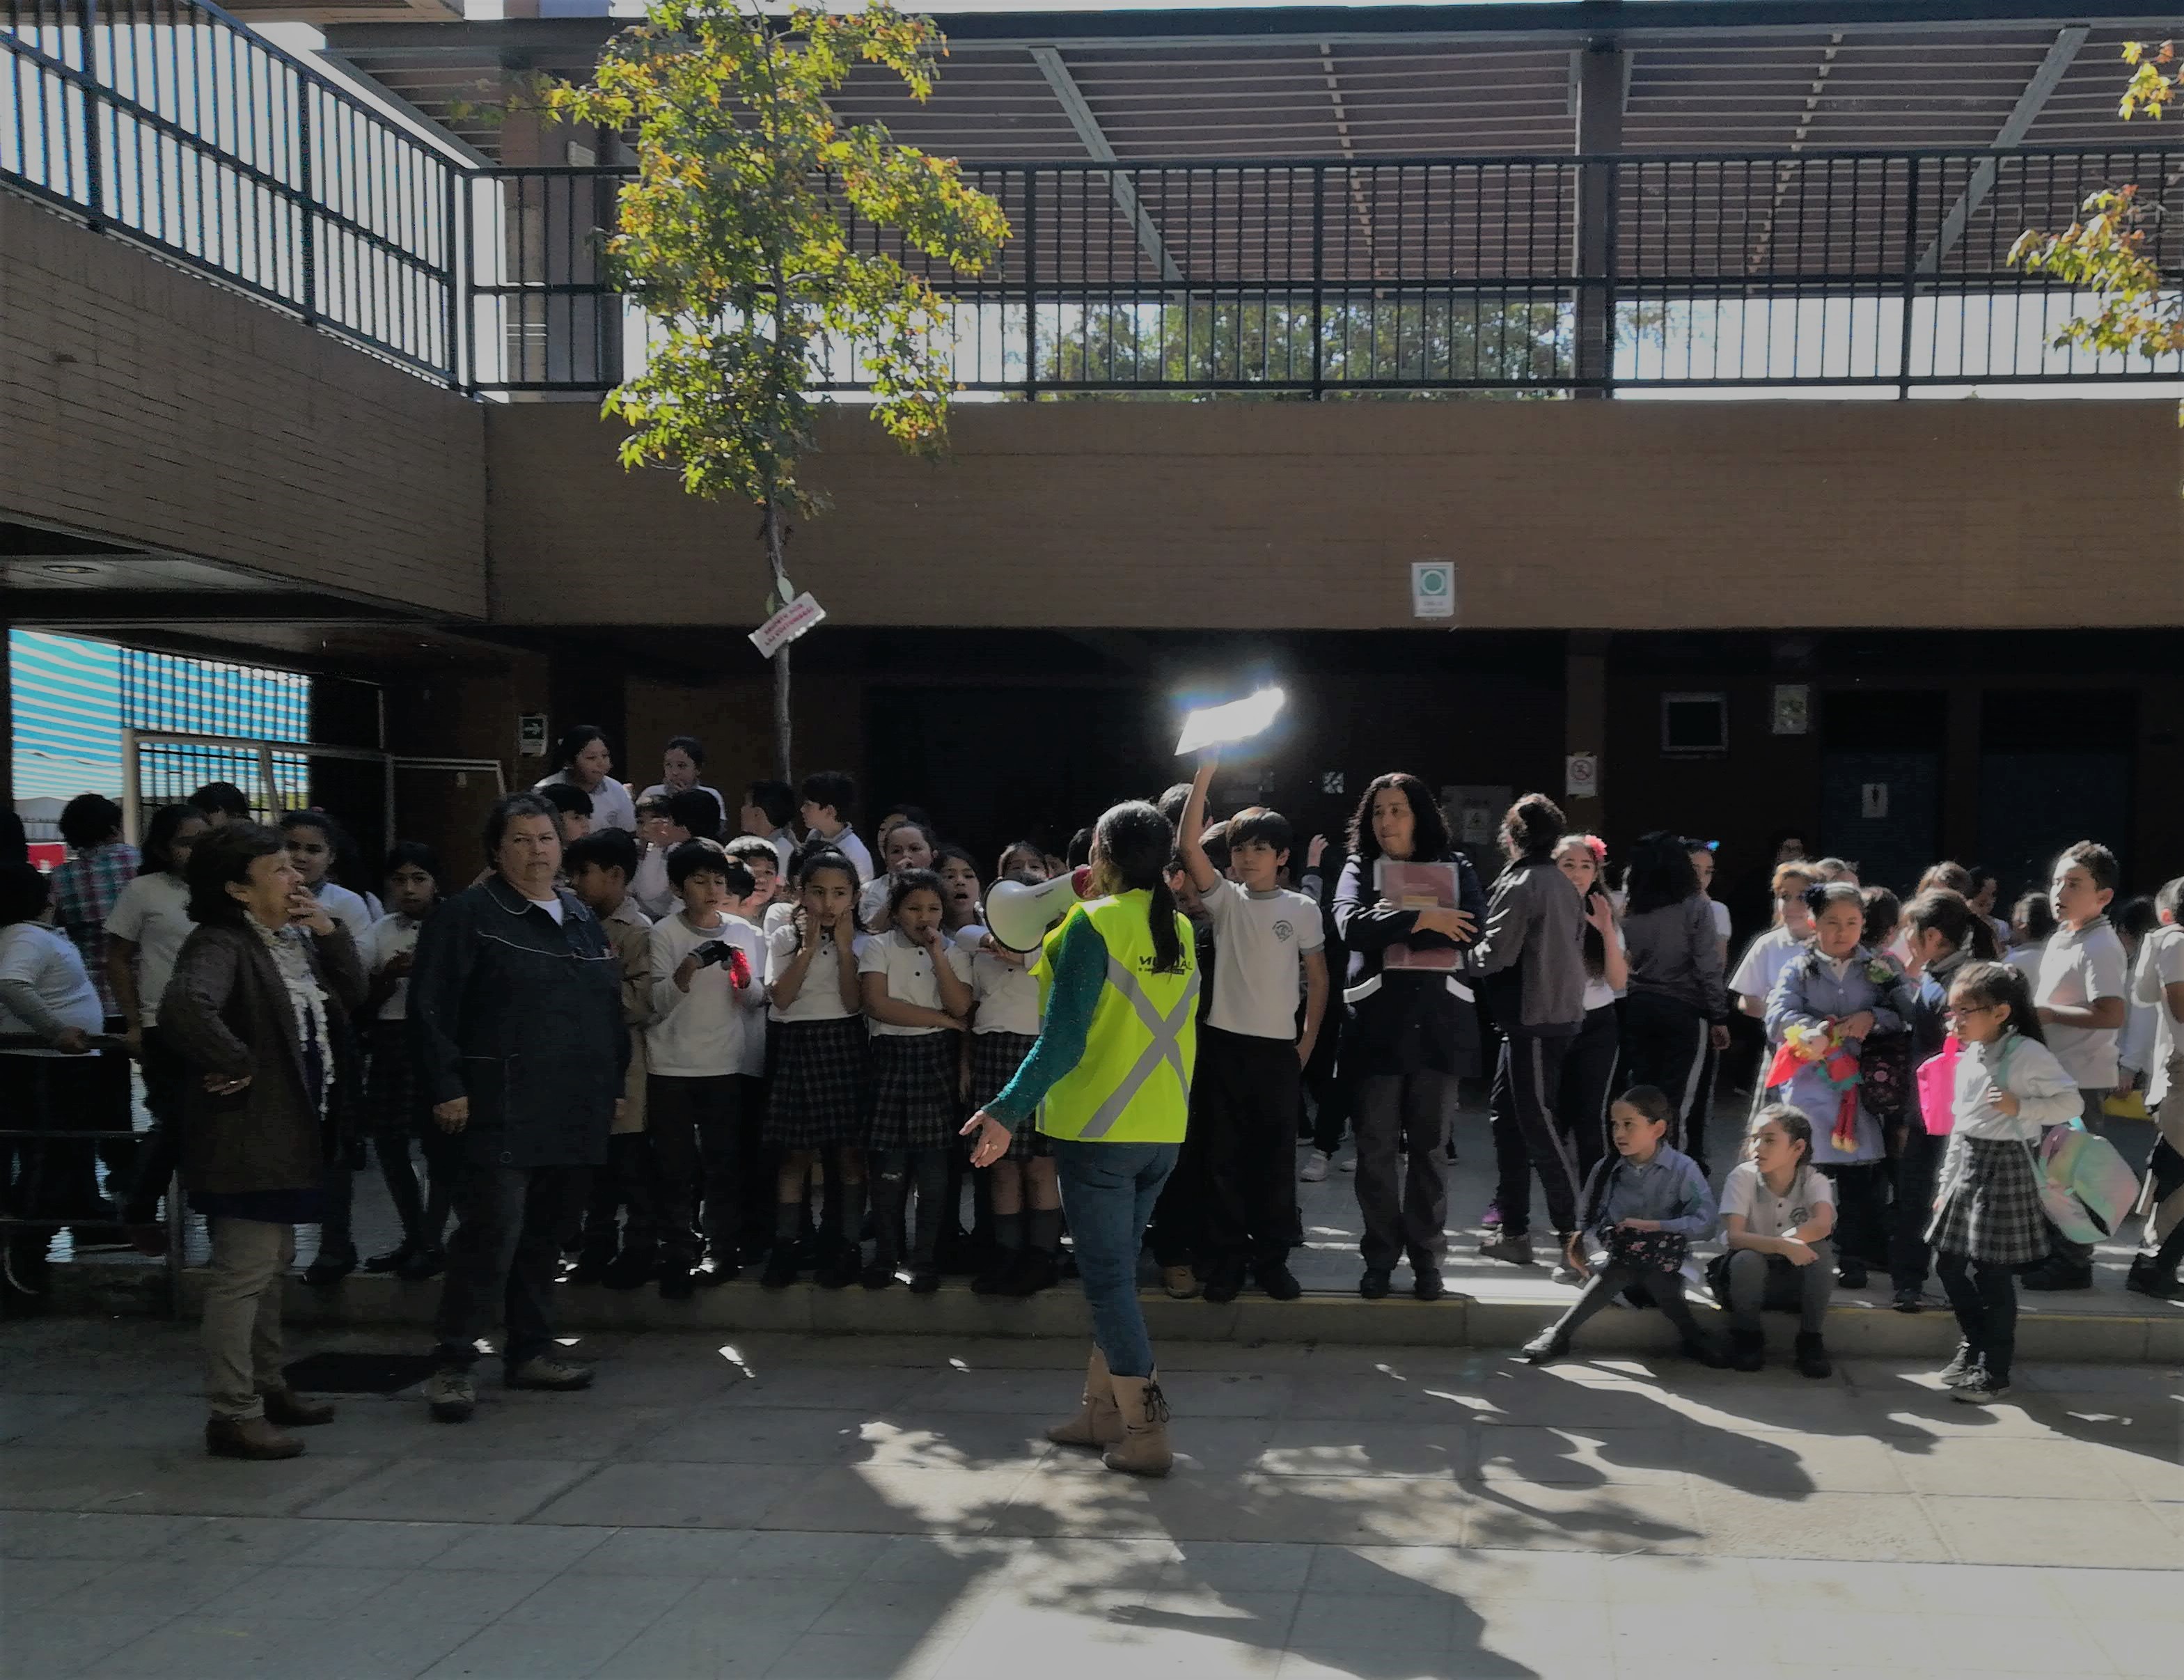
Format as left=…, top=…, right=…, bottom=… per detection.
left=3, top=0, right=460, bottom=382
left=5, top=0, right=2181, bottom=395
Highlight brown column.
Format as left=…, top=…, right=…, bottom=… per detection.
left=1572, top=40, right=1625, bottom=398
left=1564, top=631, right=1608, bottom=832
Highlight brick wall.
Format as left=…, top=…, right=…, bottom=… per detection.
left=0, top=194, right=487, bottom=617
left=487, top=397, right=2184, bottom=631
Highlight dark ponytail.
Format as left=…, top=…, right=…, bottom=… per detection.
left=1952, top=959, right=2048, bottom=1046
left=1094, top=800, right=1187, bottom=975
left=1906, top=889, right=2000, bottom=964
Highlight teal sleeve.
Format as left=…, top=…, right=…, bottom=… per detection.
left=985, top=915, right=1105, bottom=1126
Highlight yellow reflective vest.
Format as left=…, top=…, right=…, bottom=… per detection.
left=1034, top=890, right=1199, bottom=1144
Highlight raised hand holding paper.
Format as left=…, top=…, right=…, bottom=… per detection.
left=1175, top=686, right=1287, bottom=755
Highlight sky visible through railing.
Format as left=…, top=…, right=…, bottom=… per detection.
left=3, top=8, right=2178, bottom=398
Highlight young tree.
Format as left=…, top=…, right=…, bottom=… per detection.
left=544, top=1, right=1009, bottom=779
left=2009, top=41, right=2182, bottom=365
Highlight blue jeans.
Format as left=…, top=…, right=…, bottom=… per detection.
left=1051, top=1138, right=1178, bottom=1379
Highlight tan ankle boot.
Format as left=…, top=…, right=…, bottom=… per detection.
left=205, top=1415, right=304, bottom=1461
left=1046, top=1347, right=1121, bottom=1447
left=1101, top=1370, right=1173, bottom=1477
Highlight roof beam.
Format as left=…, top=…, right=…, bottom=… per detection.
left=1028, top=45, right=1184, bottom=285
left=1916, top=24, right=2089, bottom=274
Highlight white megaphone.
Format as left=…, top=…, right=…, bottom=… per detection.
left=982, top=867, right=1093, bottom=955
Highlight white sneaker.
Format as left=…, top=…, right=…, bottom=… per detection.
left=1300, top=1150, right=1331, bottom=1184
left=1339, top=1154, right=1358, bottom=1173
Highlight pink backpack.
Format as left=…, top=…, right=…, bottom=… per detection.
left=1915, top=1037, right=1958, bottom=1136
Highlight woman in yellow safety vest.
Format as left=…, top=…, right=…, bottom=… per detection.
left=962, top=801, right=1197, bottom=1477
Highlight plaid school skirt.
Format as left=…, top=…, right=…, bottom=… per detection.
left=867, top=1031, right=960, bottom=1152
left=765, top=1017, right=870, bottom=1149
left=968, top=1031, right=1046, bottom=1161
left=1926, top=1133, right=2050, bottom=1266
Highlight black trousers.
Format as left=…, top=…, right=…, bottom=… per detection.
left=1563, top=1004, right=1620, bottom=1191
left=1936, top=1248, right=2018, bottom=1383
left=1820, top=1161, right=1890, bottom=1272
left=1890, top=1123, right=1945, bottom=1292
left=1488, top=1028, right=1583, bottom=1239
left=1195, top=1026, right=1305, bottom=1265
left=579, top=1133, right=659, bottom=1259
left=1303, top=1010, right=1349, bottom=1154
left=647, top=1074, right=742, bottom=1266
left=1, top=1054, right=109, bottom=1234
left=1353, top=1069, right=1451, bottom=1271
left=1619, top=991, right=1711, bottom=1157
left=121, top=1026, right=190, bottom=1224
left=1148, top=1122, right=1209, bottom=1269
left=434, top=1160, right=591, bottom=1370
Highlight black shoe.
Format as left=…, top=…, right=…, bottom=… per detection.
left=397, top=1247, right=446, bottom=1282
left=1729, top=1328, right=1766, bottom=1373
left=969, top=1255, right=1015, bottom=1296
left=1202, top=1259, right=1247, bottom=1305
left=861, top=1259, right=899, bottom=1290
left=760, top=1252, right=799, bottom=1291
left=1681, top=1335, right=1730, bottom=1370
left=692, top=1255, right=736, bottom=1287
left=2126, top=1258, right=2184, bottom=1300
left=302, top=1255, right=354, bottom=1288
left=1412, top=1265, right=1445, bottom=1303
left=1359, top=1267, right=1392, bottom=1300
left=1255, top=1260, right=1303, bottom=1301
left=2020, top=1259, right=2094, bottom=1292
left=1793, top=1331, right=1832, bottom=1380
left=1952, top=1369, right=2012, bottom=1404
left=600, top=1248, right=657, bottom=1292
left=1835, top=1260, right=1867, bottom=1290
left=907, top=1266, right=942, bottom=1295
left=564, top=1250, right=613, bottom=1287
left=658, top=1264, right=696, bottom=1302
left=1891, top=1286, right=1924, bottom=1314
left=1000, top=1248, right=1062, bottom=1298
left=363, top=1243, right=417, bottom=1275
left=815, top=1250, right=861, bottom=1290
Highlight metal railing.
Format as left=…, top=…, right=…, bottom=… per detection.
left=2, top=0, right=460, bottom=382
left=5, top=0, right=2181, bottom=395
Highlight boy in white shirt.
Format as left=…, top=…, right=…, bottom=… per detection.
left=1178, top=755, right=1328, bottom=1305
left=2024, top=840, right=2130, bottom=1292
left=798, top=770, right=874, bottom=884
left=647, top=841, right=764, bottom=1299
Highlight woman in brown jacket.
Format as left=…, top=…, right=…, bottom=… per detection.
left=161, top=823, right=367, bottom=1459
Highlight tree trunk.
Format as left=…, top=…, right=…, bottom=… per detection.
left=762, top=498, right=794, bottom=783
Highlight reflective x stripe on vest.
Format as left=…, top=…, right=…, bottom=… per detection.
left=1078, top=955, right=1201, bottom=1139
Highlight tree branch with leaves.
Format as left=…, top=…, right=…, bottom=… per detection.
left=544, top=0, right=1009, bottom=778
left=2009, top=40, right=2183, bottom=366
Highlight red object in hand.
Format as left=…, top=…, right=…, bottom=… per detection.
left=728, top=947, right=751, bottom=989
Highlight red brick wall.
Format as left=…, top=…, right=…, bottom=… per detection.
left=0, top=194, right=487, bottom=617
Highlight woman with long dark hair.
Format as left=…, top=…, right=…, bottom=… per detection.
left=159, top=824, right=366, bottom=1458
left=1618, top=832, right=1729, bottom=1167
left=1471, top=795, right=1589, bottom=1273
left=1333, top=774, right=1486, bottom=1302
left=535, top=723, right=636, bottom=833
left=963, top=801, right=1198, bottom=1477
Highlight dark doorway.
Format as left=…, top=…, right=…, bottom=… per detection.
left=865, top=684, right=1170, bottom=865
left=1818, top=691, right=1945, bottom=895
left=1977, top=689, right=2136, bottom=902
